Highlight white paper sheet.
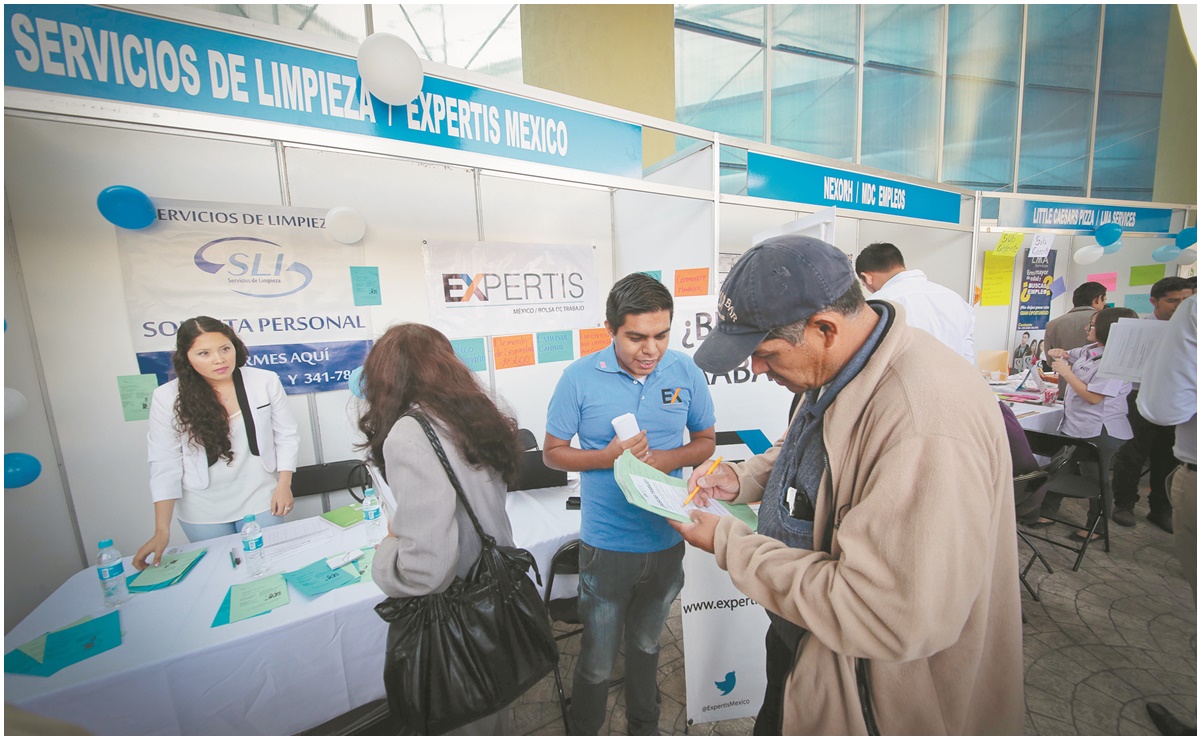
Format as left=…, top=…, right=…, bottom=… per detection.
left=1095, top=318, right=1169, bottom=382
left=630, top=475, right=730, bottom=519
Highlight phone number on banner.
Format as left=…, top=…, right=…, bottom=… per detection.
left=137, top=340, right=372, bottom=395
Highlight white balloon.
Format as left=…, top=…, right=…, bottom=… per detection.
left=1175, top=247, right=1198, bottom=265
left=1072, top=244, right=1105, bottom=265
left=357, top=33, right=424, bottom=106
left=326, top=207, right=367, bottom=244
left=5, top=388, right=28, bottom=422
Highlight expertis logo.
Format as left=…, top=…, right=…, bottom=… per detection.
left=194, top=237, right=312, bottom=298
left=715, top=670, right=736, bottom=696
left=442, top=272, right=585, bottom=304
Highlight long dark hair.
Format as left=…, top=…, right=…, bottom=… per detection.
left=172, top=316, right=248, bottom=466
left=356, top=323, right=521, bottom=486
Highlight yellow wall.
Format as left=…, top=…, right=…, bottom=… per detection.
left=1153, top=5, right=1197, bottom=205
left=520, top=5, right=676, bottom=168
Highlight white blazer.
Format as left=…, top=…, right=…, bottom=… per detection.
left=147, top=366, right=300, bottom=503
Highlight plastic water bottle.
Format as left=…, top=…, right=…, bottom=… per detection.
left=362, top=488, right=384, bottom=546
left=96, top=539, right=130, bottom=608
left=241, top=515, right=266, bottom=577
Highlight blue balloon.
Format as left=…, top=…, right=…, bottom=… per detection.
left=1095, top=222, right=1123, bottom=247
left=1152, top=244, right=1181, bottom=263
left=96, top=185, right=156, bottom=229
left=1176, top=227, right=1197, bottom=249
left=348, top=366, right=365, bottom=399
left=5, top=452, right=42, bottom=489
left=1102, top=238, right=1123, bottom=255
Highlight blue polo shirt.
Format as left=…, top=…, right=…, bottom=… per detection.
left=546, top=344, right=716, bottom=552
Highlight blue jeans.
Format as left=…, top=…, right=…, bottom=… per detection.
left=178, top=510, right=284, bottom=542
left=568, top=541, right=684, bottom=735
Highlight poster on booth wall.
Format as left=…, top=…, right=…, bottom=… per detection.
left=422, top=241, right=602, bottom=339
left=116, top=198, right=373, bottom=394
left=670, top=295, right=791, bottom=726
left=1010, top=330, right=1046, bottom=375
left=1015, top=249, right=1057, bottom=331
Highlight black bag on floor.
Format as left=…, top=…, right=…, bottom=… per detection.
left=373, top=412, right=558, bottom=735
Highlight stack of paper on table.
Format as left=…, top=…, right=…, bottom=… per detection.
left=5, top=610, right=122, bottom=676
left=212, top=574, right=291, bottom=627
left=126, top=548, right=207, bottom=592
left=613, top=450, right=757, bottom=529
left=261, top=517, right=337, bottom=563
left=283, top=549, right=374, bottom=598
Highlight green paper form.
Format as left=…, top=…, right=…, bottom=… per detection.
left=5, top=611, right=123, bottom=676
left=128, top=548, right=207, bottom=589
left=613, top=451, right=757, bottom=529
left=283, top=559, right=359, bottom=598
left=230, top=574, right=290, bottom=623
left=349, top=266, right=382, bottom=306
left=16, top=616, right=91, bottom=663
left=117, top=374, right=159, bottom=422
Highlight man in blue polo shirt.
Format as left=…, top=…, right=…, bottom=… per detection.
left=544, top=272, right=716, bottom=735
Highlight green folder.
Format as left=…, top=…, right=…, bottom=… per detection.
left=612, top=450, right=757, bottom=529
left=320, top=502, right=364, bottom=529
left=127, top=548, right=207, bottom=591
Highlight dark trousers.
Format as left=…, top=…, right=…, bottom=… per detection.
left=753, top=626, right=795, bottom=735
left=1112, top=390, right=1178, bottom=515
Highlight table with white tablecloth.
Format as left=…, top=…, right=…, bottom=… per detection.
left=3, top=484, right=580, bottom=736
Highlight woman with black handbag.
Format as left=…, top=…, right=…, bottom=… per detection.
left=357, top=323, right=556, bottom=735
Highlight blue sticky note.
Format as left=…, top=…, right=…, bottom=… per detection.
left=536, top=331, right=574, bottom=364
left=1124, top=293, right=1154, bottom=316
left=283, top=559, right=359, bottom=598
left=1049, top=276, right=1066, bottom=300
left=349, top=266, right=382, bottom=306
left=640, top=270, right=662, bottom=282
left=451, top=338, right=487, bottom=373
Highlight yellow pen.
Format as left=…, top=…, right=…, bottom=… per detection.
left=683, top=457, right=723, bottom=507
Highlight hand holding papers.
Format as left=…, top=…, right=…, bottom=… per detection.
left=127, top=548, right=206, bottom=591
left=1096, top=318, right=1169, bottom=382
left=613, top=450, right=756, bottom=528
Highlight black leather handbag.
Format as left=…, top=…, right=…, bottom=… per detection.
left=373, top=413, right=558, bottom=735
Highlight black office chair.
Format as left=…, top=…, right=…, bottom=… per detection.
left=1013, top=444, right=1076, bottom=600
left=517, top=428, right=538, bottom=452
left=510, top=429, right=568, bottom=491
left=543, top=539, right=622, bottom=733
left=291, top=459, right=371, bottom=513
left=1021, top=431, right=1111, bottom=571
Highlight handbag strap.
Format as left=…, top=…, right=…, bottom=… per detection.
left=405, top=412, right=493, bottom=547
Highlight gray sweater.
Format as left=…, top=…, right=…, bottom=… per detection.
left=371, top=414, right=514, bottom=598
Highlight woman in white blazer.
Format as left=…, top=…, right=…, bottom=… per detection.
left=134, top=316, right=299, bottom=570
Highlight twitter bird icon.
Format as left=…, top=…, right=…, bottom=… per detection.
left=715, top=671, right=736, bottom=696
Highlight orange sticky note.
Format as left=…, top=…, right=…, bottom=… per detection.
left=492, top=335, right=535, bottom=370
left=674, top=268, right=710, bottom=297
left=579, top=328, right=612, bottom=357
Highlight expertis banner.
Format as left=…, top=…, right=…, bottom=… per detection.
left=998, top=199, right=1174, bottom=234
left=1016, top=249, right=1057, bottom=331
left=422, top=241, right=602, bottom=339
left=117, top=198, right=372, bottom=394
left=4, top=4, right=643, bottom=178
left=747, top=152, right=963, bottom=224
left=670, top=295, right=790, bottom=726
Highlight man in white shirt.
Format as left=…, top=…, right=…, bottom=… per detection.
left=855, top=242, right=975, bottom=365
left=1135, top=293, right=1197, bottom=735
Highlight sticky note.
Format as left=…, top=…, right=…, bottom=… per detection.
left=981, top=251, right=1016, bottom=306
left=994, top=232, right=1025, bottom=256
left=579, top=328, right=612, bottom=357
left=450, top=338, right=487, bottom=373
left=641, top=270, right=662, bottom=281
left=349, top=266, right=382, bottom=306
left=1028, top=234, right=1054, bottom=258
left=1087, top=272, right=1119, bottom=292
left=1124, top=293, right=1154, bottom=316
left=1049, top=276, right=1066, bottom=299
left=1130, top=264, right=1166, bottom=287
left=536, top=331, right=574, bottom=363
left=673, top=268, right=710, bottom=297
left=117, top=374, right=159, bottom=422
left=492, top=335, right=535, bottom=370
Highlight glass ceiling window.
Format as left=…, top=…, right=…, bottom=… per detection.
left=191, top=4, right=368, bottom=43
left=371, top=4, right=523, bottom=83
left=675, top=4, right=766, bottom=143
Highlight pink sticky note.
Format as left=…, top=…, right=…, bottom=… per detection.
left=1087, top=272, right=1118, bottom=292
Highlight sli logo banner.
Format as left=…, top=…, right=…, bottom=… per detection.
left=194, top=236, right=314, bottom=298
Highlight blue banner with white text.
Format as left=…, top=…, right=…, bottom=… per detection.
left=137, top=340, right=372, bottom=394
left=998, top=199, right=1174, bottom=234
left=4, top=4, right=643, bottom=178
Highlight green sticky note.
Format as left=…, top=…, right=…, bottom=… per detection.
left=229, top=574, right=290, bottom=623
left=536, top=331, right=574, bottom=363
left=117, top=374, right=159, bottom=422
left=1130, top=264, right=1166, bottom=286
left=321, top=502, right=363, bottom=529
left=128, top=548, right=206, bottom=590
left=284, top=559, right=360, bottom=598
left=451, top=338, right=487, bottom=373
left=1124, top=293, right=1154, bottom=316
left=349, top=266, right=382, bottom=306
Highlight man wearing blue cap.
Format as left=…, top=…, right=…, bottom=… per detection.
left=672, top=235, right=1024, bottom=734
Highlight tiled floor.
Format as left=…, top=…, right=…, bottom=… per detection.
left=512, top=494, right=1196, bottom=736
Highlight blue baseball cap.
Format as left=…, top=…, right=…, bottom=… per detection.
left=693, top=235, right=856, bottom=374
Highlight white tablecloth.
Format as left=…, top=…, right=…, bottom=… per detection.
left=1005, top=400, right=1065, bottom=434
left=4, top=485, right=580, bottom=735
